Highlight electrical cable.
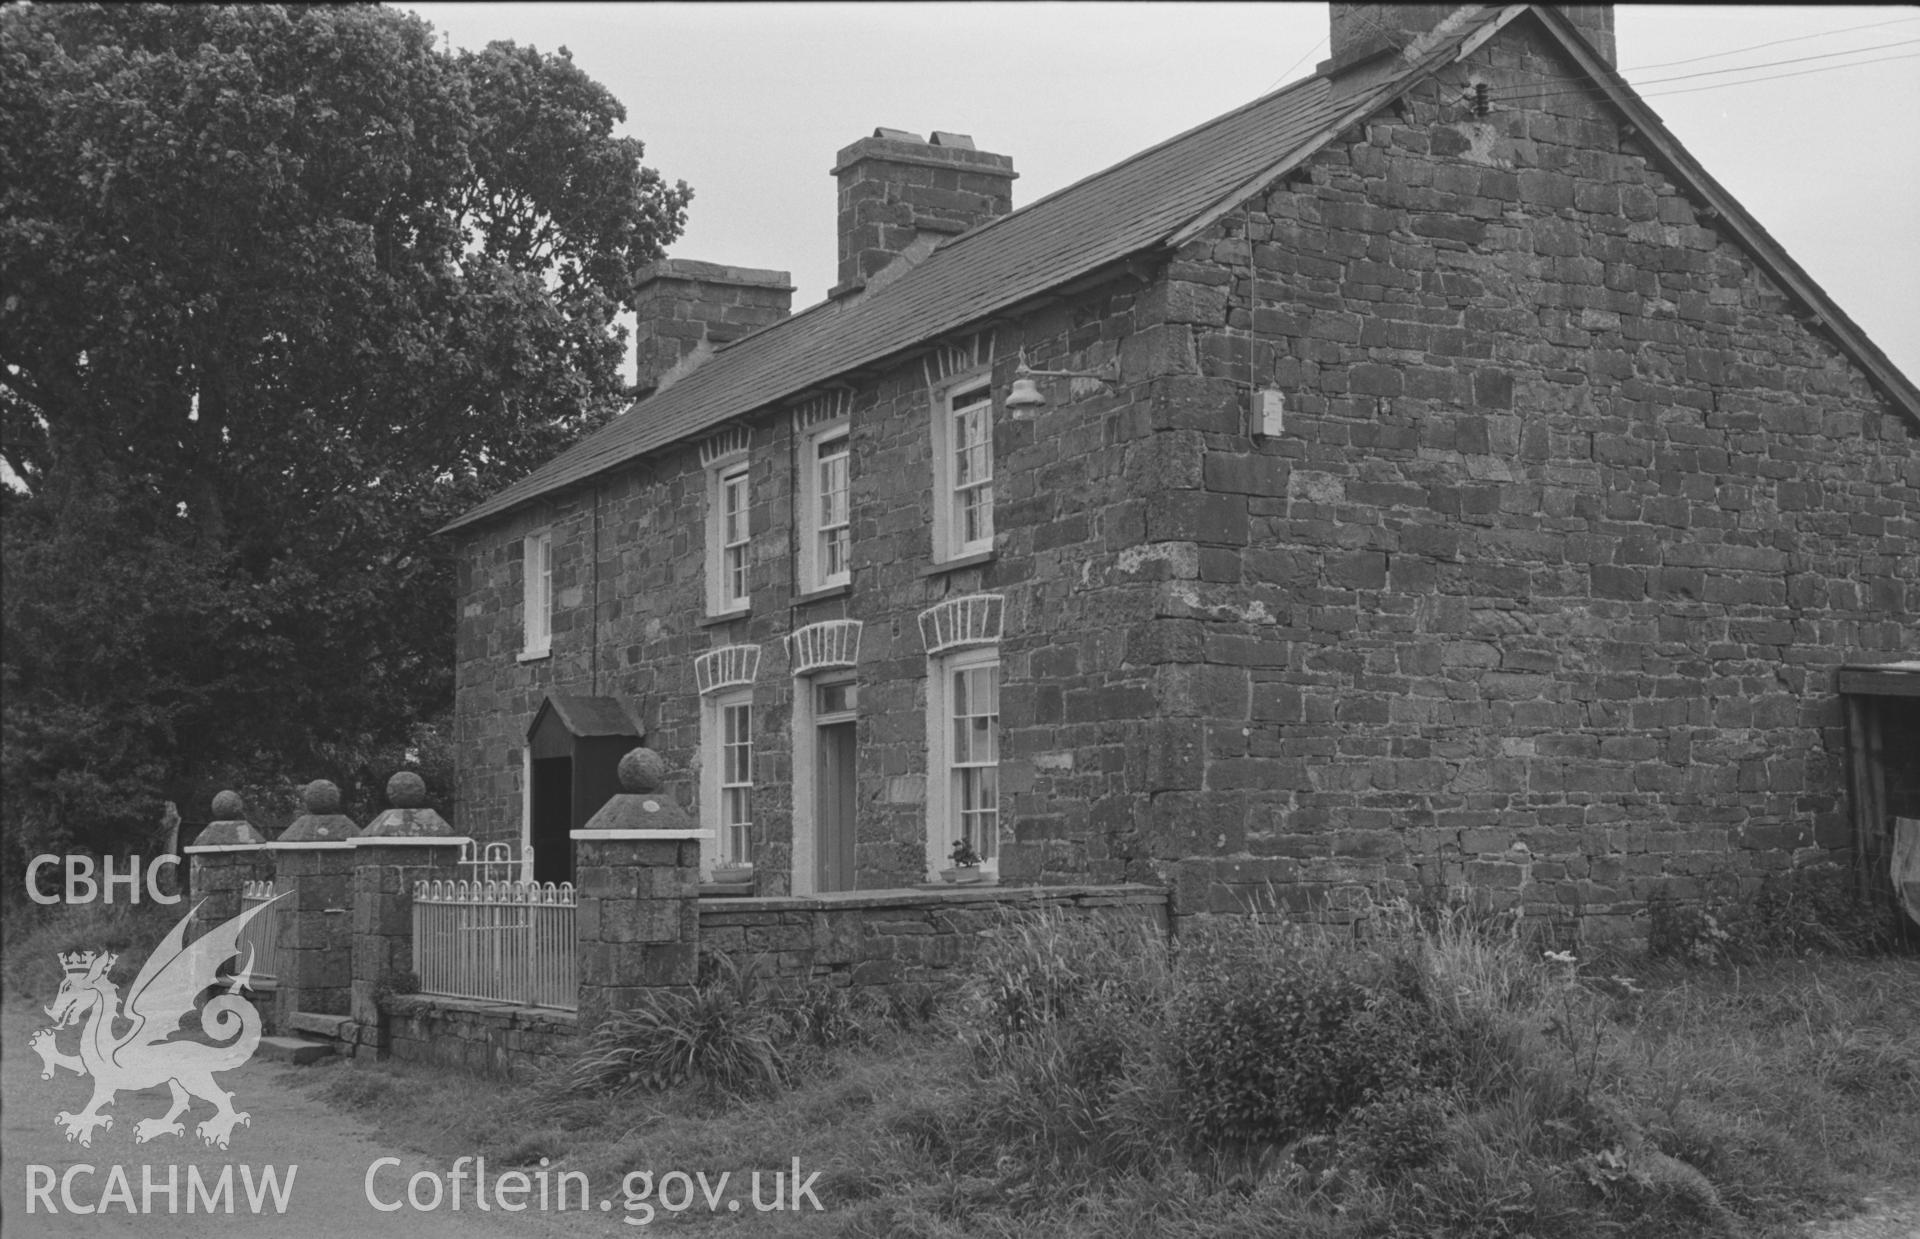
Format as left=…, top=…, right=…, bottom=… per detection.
left=1634, top=50, right=1920, bottom=101
left=1265, top=34, right=1329, bottom=95
left=1628, top=14, right=1918, bottom=71
left=1471, top=14, right=1920, bottom=92
left=1494, top=41, right=1920, bottom=108
left=1422, top=22, right=1920, bottom=107
left=1492, top=33, right=1920, bottom=105
left=1261, top=3, right=1411, bottom=96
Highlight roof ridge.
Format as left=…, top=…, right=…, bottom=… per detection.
left=670, top=71, right=1331, bottom=375
left=441, top=1, right=1915, bottom=540
left=441, top=76, right=1349, bottom=533
left=934, top=70, right=1330, bottom=257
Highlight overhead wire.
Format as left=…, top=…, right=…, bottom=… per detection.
left=1484, top=12, right=1920, bottom=89
left=1630, top=50, right=1920, bottom=101
left=1491, top=33, right=1920, bottom=106
left=1264, top=35, right=1329, bottom=95
left=1263, top=2, right=1420, bottom=96
left=1627, top=14, right=1918, bottom=70
left=1397, top=17, right=1920, bottom=109
left=1249, top=14, right=1918, bottom=148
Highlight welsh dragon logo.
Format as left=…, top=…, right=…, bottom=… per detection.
left=30, top=896, right=285, bottom=1149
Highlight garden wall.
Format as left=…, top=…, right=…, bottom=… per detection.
left=698, top=884, right=1169, bottom=984
left=348, top=883, right=1168, bottom=1079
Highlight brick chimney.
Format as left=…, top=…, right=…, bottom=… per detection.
left=632, top=259, right=794, bottom=396
left=830, top=129, right=1015, bottom=298
left=1323, top=5, right=1615, bottom=97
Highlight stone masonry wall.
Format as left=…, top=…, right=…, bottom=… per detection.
left=371, top=888, right=1165, bottom=1078
left=383, top=995, right=576, bottom=1079
left=452, top=13, right=1916, bottom=935
left=451, top=276, right=1169, bottom=893
left=699, top=885, right=1167, bottom=985
left=1078, top=18, right=1918, bottom=936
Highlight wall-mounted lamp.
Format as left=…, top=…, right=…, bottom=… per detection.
left=1004, top=349, right=1120, bottom=418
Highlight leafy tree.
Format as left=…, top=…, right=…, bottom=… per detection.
left=1, top=4, right=689, bottom=870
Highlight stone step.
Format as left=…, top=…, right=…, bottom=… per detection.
left=285, top=1011, right=353, bottom=1040
left=256, top=1035, right=336, bottom=1066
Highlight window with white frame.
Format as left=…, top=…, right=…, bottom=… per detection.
left=706, top=459, right=751, bottom=615
left=798, top=425, right=850, bottom=592
left=932, top=379, right=993, bottom=561
left=521, top=529, right=552, bottom=657
left=701, top=688, right=754, bottom=866
left=926, top=646, right=999, bottom=874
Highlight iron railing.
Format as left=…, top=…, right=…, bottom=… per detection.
left=411, top=879, right=577, bottom=1010
left=458, top=839, right=522, bottom=885
left=238, top=879, right=285, bottom=984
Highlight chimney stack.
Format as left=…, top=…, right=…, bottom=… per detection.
left=632, top=259, right=794, bottom=396
left=830, top=129, right=1015, bottom=298
left=1323, top=5, right=1615, bottom=97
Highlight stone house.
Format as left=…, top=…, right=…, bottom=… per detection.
left=441, top=3, right=1919, bottom=936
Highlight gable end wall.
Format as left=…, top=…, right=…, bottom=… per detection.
left=1103, top=18, right=1918, bottom=935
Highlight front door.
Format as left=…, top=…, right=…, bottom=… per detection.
left=814, top=678, right=858, bottom=891
left=816, top=723, right=856, bottom=891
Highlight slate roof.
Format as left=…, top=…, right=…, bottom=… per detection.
left=444, top=4, right=1919, bottom=536
left=442, top=63, right=1364, bottom=533
left=529, top=693, right=646, bottom=741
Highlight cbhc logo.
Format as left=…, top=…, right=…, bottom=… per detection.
left=25, top=855, right=182, bottom=905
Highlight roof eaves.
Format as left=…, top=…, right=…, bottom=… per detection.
left=439, top=65, right=1350, bottom=537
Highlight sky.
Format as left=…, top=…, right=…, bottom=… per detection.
left=403, top=3, right=1920, bottom=384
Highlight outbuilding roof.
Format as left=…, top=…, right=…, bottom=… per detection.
left=443, top=4, right=1919, bottom=536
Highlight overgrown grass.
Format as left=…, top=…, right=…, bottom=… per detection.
left=2, top=897, right=182, bottom=1006
left=1647, top=864, right=1915, bottom=964
left=308, top=887, right=1918, bottom=1238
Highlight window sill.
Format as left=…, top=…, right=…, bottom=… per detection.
left=918, top=550, right=995, bottom=578
left=922, top=873, right=999, bottom=889
left=697, top=607, right=751, bottom=629
left=517, top=648, right=551, bottom=663
left=794, top=581, right=852, bottom=606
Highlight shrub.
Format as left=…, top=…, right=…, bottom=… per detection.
left=949, top=908, right=1171, bottom=1064
left=1648, top=865, right=1908, bottom=964
left=563, top=952, right=785, bottom=1101
left=939, top=910, right=1181, bottom=1190
left=1335, top=1089, right=1451, bottom=1176
left=1170, top=924, right=1461, bottom=1157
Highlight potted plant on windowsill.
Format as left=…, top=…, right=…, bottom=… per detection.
left=939, top=838, right=983, bottom=885
left=708, top=860, right=755, bottom=893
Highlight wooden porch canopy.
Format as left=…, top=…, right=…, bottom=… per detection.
left=527, top=694, right=648, bottom=820
left=1838, top=661, right=1920, bottom=904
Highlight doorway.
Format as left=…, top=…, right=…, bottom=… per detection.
left=530, top=756, right=572, bottom=884
left=817, top=721, right=857, bottom=891
left=804, top=677, right=858, bottom=893
left=523, top=693, right=646, bottom=885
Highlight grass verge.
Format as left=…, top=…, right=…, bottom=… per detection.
left=307, top=891, right=1918, bottom=1238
